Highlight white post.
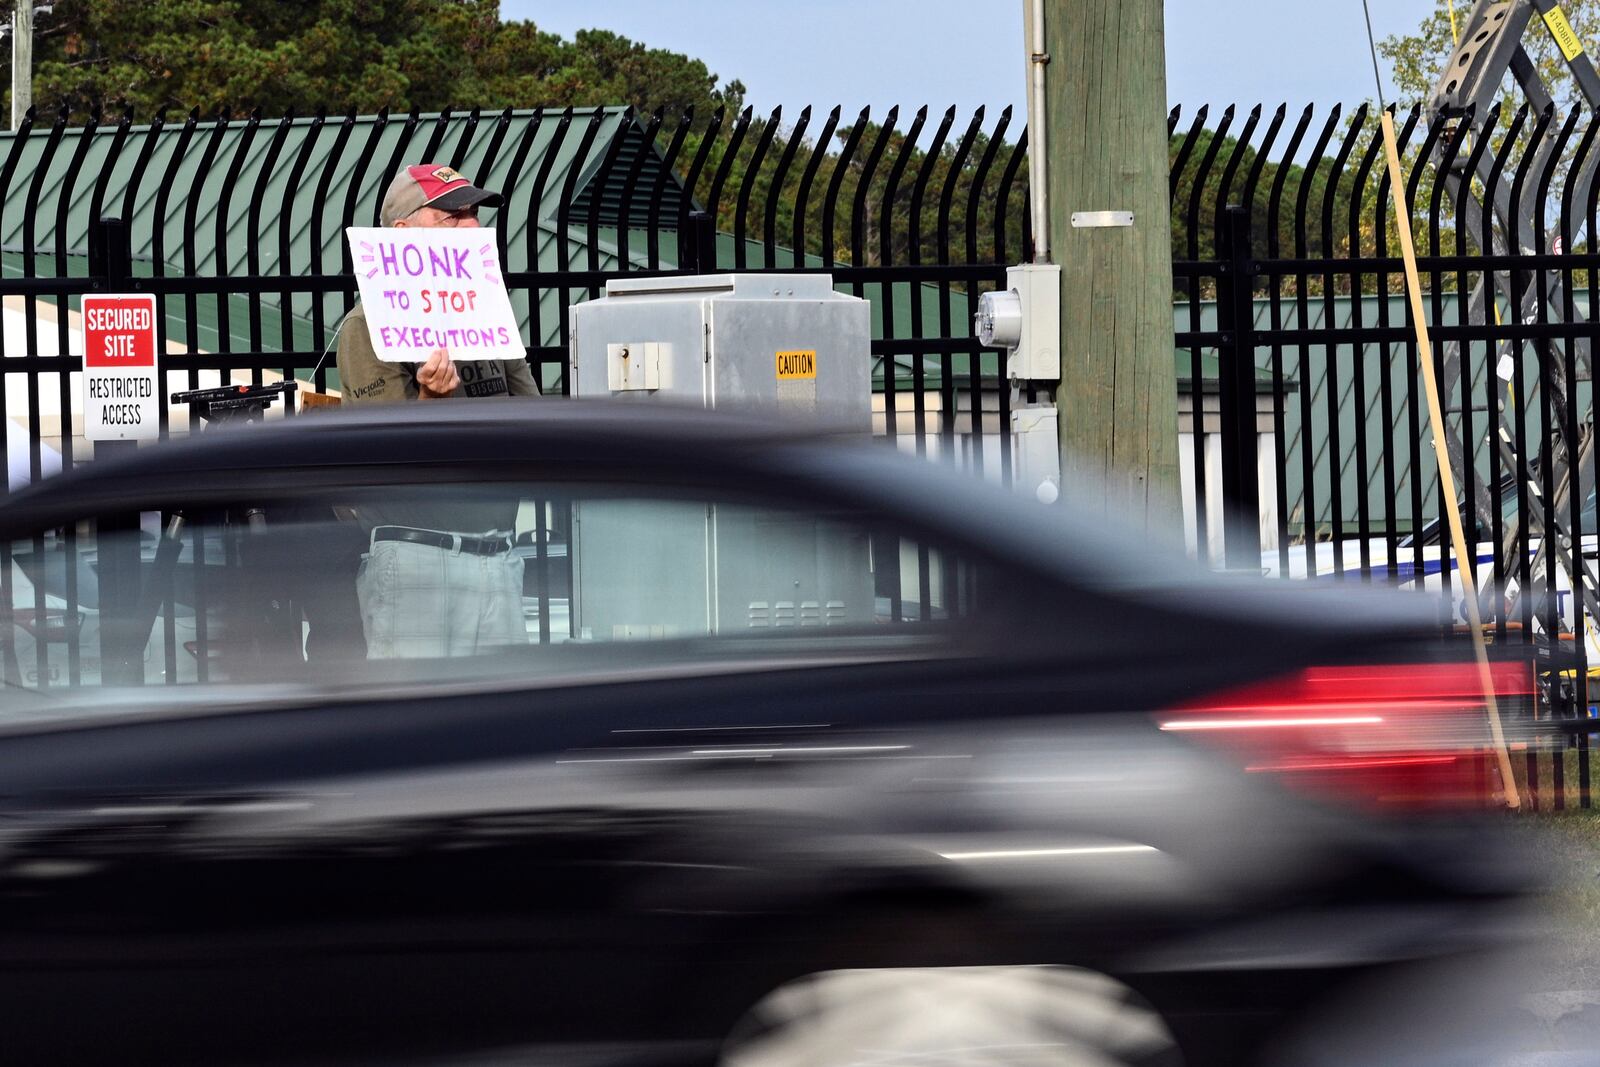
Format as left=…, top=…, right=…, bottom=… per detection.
left=11, top=0, right=30, bottom=129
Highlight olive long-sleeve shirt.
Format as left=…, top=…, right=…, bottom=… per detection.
left=335, top=304, right=541, bottom=403
left=334, top=304, right=539, bottom=535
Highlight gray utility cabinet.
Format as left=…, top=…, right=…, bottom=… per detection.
left=569, top=273, right=870, bottom=419
left=567, top=273, right=875, bottom=641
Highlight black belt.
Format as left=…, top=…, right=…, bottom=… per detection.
left=372, top=526, right=512, bottom=556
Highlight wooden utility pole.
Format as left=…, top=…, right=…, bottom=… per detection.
left=11, top=0, right=30, bottom=130
left=1026, top=0, right=1179, bottom=531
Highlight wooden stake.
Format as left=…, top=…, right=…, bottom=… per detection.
left=1378, top=110, right=1520, bottom=809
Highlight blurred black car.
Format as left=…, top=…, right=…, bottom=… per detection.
left=0, top=401, right=1552, bottom=1066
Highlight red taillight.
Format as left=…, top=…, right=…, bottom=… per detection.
left=1161, top=662, right=1532, bottom=812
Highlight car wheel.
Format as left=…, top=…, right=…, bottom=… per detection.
left=719, top=965, right=1182, bottom=1067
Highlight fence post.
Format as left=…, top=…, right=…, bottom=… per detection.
left=1217, top=204, right=1261, bottom=569
left=90, top=215, right=133, bottom=289
left=684, top=210, right=716, bottom=274
left=88, top=215, right=143, bottom=685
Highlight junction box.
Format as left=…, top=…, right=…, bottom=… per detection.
left=975, top=264, right=1063, bottom=501
left=974, top=263, right=1061, bottom=383
left=1010, top=404, right=1062, bottom=504
left=571, top=273, right=870, bottom=420
left=567, top=274, right=877, bottom=640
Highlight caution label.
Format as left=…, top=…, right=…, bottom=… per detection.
left=776, top=349, right=816, bottom=380
left=1543, top=6, right=1585, bottom=63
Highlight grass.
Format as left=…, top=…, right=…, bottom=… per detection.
left=1464, top=744, right=1600, bottom=990
left=1519, top=813, right=1600, bottom=993
left=1501, top=747, right=1600, bottom=991
left=1508, top=744, right=1598, bottom=815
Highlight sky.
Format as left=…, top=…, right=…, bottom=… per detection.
left=498, top=1, right=1444, bottom=123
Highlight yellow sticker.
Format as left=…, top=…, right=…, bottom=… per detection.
left=1543, top=6, right=1585, bottom=63
left=776, top=349, right=816, bottom=379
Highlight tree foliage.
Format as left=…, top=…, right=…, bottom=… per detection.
left=677, top=110, right=1029, bottom=270
left=1379, top=3, right=1595, bottom=267
left=1164, top=3, right=1600, bottom=297
left=11, top=0, right=1032, bottom=270
left=20, top=0, right=745, bottom=122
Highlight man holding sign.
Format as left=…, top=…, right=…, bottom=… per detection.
left=335, top=163, right=536, bottom=659
left=337, top=163, right=540, bottom=402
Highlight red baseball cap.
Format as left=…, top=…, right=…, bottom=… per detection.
left=380, top=163, right=503, bottom=227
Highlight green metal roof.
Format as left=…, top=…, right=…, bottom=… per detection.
left=0, top=107, right=663, bottom=272
left=1174, top=292, right=1586, bottom=538
left=0, top=109, right=1013, bottom=397
left=0, top=108, right=680, bottom=370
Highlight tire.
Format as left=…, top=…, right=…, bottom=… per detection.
left=719, top=965, right=1183, bottom=1067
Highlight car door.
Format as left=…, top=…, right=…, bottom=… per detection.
left=0, top=464, right=1019, bottom=1063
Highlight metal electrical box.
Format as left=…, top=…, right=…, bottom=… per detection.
left=570, top=273, right=871, bottom=421
left=1010, top=404, right=1062, bottom=504
left=566, top=273, right=876, bottom=640
left=1003, top=263, right=1061, bottom=381
left=566, top=500, right=877, bottom=640
left=973, top=263, right=1060, bottom=382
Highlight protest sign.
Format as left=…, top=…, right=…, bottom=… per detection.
left=346, top=226, right=524, bottom=362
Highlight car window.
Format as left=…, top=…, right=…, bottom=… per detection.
left=1415, top=483, right=1596, bottom=547
left=1507, top=484, right=1594, bottom=540
left=2, top=482, right=990, bottom=714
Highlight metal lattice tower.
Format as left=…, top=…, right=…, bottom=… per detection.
left=1428, top=0, right=1600, bottom=633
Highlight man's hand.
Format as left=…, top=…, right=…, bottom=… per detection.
left=416, top=348, right=460, bottom=399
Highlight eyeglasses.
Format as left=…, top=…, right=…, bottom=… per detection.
left=431, top=205, right=480, bottom=227
left=404, top=204, right=481, bottom=227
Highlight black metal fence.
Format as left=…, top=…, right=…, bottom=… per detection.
left=1170, top=100, right=1600, bottom=810
left=2, top=98, right=1593, bottom=806
left=0, top=103, right=1031, bottom=490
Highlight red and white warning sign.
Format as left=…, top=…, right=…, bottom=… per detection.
left=82, top=294, right=158, bottom=441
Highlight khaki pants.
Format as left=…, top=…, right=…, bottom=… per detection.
left=356, top=534, right=526, bottom=659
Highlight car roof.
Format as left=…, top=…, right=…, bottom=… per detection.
left=0, top=397, right=1440, bottom=646
left=22, top=399, right=844, bottom=483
